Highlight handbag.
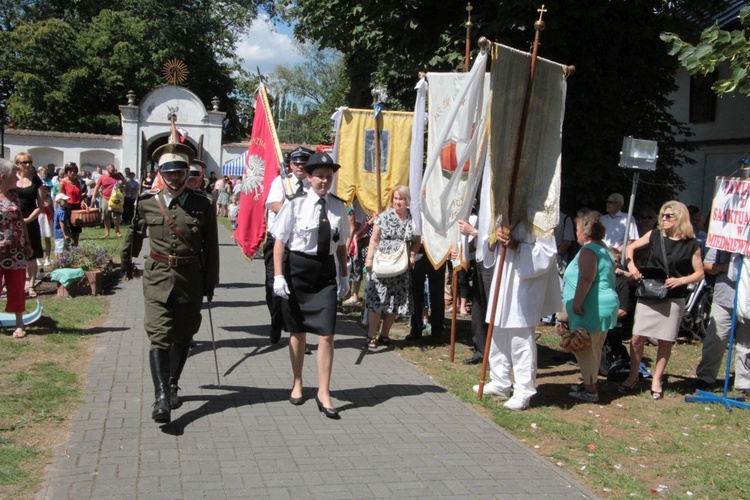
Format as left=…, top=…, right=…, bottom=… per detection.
left=372, top=241, right=408, bottom=278
left=635, top=234, right=669, bottom=300
left=70, top=208, right=102, bottom=228
left=372, top=221, right=410, bottom=278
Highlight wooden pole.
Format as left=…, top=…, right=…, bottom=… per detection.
left=464, top=2, right=473, bottom=71
left=374, top=113, right=383, bottom=213
left=449, top=271, right=458, bottom=361
left=477, top=5, right=547, bottom=399
left=450, top=1, right=475, bottom=363
left=258, top=83, right=293, bottom=198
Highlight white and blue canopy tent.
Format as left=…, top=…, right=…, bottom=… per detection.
left=222, top=151, right=247, bottom=177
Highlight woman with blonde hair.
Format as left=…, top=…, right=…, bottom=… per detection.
left=620, top=201, right=703, bottom=399
left=364, top=185, right=421, bottom=348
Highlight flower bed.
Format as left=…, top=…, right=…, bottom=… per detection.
left=52, top=244, right=114, bottom=297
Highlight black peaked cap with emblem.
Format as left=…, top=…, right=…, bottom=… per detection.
left=304, top=152, right=341, bottom=174
left=290, top=146, right=315, bottom=163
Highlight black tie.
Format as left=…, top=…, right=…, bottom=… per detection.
left=317, top=198, right=331, bottom=256
left=296, top=180, right=304, bottom=195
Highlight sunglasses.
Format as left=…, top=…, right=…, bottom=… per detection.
left=661, top=213, right=676, bottom=219
left=641, top=215, right=654, bottom=220
left=17, top=161, right=32, bottom=165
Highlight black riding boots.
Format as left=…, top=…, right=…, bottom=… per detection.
left=149, top=349, right=171, bottom=423
left=168, top=344, right=191, bottom=409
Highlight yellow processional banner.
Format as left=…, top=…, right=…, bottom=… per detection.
left=334, top=108, right=413, bottom=215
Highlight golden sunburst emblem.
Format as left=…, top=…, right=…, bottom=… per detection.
left=162, top=59, right=189, bottom=85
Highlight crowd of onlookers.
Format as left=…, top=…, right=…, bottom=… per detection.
left=5, top=153, right=746, bottom=408
left=339, top=190, right=748, bottom=410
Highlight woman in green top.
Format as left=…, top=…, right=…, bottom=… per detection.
left=561, top=210, right=619, bottom=402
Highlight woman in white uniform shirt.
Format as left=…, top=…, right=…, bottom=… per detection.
left=272, top=153, right=350, bottom=419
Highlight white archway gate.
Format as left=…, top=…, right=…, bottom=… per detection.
left=119, top=86, right=226, bottom=180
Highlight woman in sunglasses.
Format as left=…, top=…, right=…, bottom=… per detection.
left=620, top=201, right=704, bottom=399
left=14, top=153, right=45, bottom=298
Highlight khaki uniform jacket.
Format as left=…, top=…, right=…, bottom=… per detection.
left=121, top=189, right=220, bottom=303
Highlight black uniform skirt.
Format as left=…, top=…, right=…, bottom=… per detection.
left=283, top=251, right=337, bottom=335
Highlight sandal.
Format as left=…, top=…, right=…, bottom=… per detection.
left=378, top=337, right=391, bottom=346
left=650, top=390, right=663, bottom=400
left=366, top=337, right=378, bottom=349
left=27, top=287, right=37, bottom=298
left=12, top=328, right=27, bottom=338
left=618, top=382, right=636, bottom=394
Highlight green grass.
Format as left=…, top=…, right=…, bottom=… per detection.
left=0, top=270, right=106, bottom=498
left=0, top=438, right=38, bottom=484
left=372, top=311, right=750, bottom=498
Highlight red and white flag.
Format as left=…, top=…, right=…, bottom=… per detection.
left=235, top=84, right=283, bottom=258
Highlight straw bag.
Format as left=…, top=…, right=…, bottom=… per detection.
left=70, top=208, right=102, bottom=228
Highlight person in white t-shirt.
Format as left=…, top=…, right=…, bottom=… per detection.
left=601, top=193, right=638, bottom=251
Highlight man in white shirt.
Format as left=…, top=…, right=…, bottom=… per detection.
left=601, top=193, right=638, bottom=251
left=474, top=221, right=561, bottom=411
left=264, top=147, right=313, bottom=344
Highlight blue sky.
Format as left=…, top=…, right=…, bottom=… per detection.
left=235, top=14, right=305, bottom=77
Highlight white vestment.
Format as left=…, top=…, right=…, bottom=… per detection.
left=484, top=223, right=561, bottom=328
left=483, top=222, right=561, bottom=399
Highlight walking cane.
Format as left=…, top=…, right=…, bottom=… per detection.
left=207, top=297, right=221, bottom=387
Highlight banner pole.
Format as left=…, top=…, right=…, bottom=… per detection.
left=258, top=83, right=293, bottom=198
left=478, top=5, right=547, bottom=399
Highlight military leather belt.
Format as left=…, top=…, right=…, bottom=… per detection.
left=149, top=251, right=200, bottom=268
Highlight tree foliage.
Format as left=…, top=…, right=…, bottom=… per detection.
left=661, top=6, right=750, bottom=96
left=1, top=0, right=260, bottom=140
left=280, top=0, right=729, bottom=212
left=268, top=46, right=349, bottom=144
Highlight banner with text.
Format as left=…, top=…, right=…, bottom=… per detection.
left=706, top=176, right=750, bottom=256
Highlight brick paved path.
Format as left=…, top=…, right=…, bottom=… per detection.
left=38, top=227, right=596, bottom=499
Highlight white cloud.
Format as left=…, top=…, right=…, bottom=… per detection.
left=236, top=14, right=304, bottom=76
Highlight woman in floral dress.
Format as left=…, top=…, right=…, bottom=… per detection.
left=364, top=186, right=421, bottom=348
left=0, top=158, right=34, bottom=338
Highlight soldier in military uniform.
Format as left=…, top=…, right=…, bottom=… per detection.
left=186, top=159, right=207, bottom=191
left=271, top=152, right=349, bottom=419
left=264, top=146, right=314, bottom=344
left=121, top=143, right=220, bottom=424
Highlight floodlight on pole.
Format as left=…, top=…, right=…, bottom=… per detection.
left=618, top=137, right=658, bottom=264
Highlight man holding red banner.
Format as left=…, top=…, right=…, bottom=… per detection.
left=264, top=146, right=313, bottom=344
left=234, top=85, right=285, bottom=260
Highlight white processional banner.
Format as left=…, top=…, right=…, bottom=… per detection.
left=706, top=177, right=750, bottom=255
left=488, top=43, right=567, bottom=234
left=422, top=50, right=490, bottom=268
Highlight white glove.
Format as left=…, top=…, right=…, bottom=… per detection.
left=273, top=275, right=290, bottom=299
left=337, top=278, right=350, bottom=301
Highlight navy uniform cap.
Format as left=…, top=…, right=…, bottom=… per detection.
left=304, top=152, right=341, bottom=174
left=153, top=143, right=194, bottom=172
left=290, top=146, right=314, bottom=163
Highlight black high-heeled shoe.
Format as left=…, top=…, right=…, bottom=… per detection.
left=289, top=394, right=305, bottom=406
left=315, top=396, right=340, bottom=419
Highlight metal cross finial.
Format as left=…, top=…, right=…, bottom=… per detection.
left=537, top=4, right=547, bottom=22
left=466, top=2, right=473, bottom=26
